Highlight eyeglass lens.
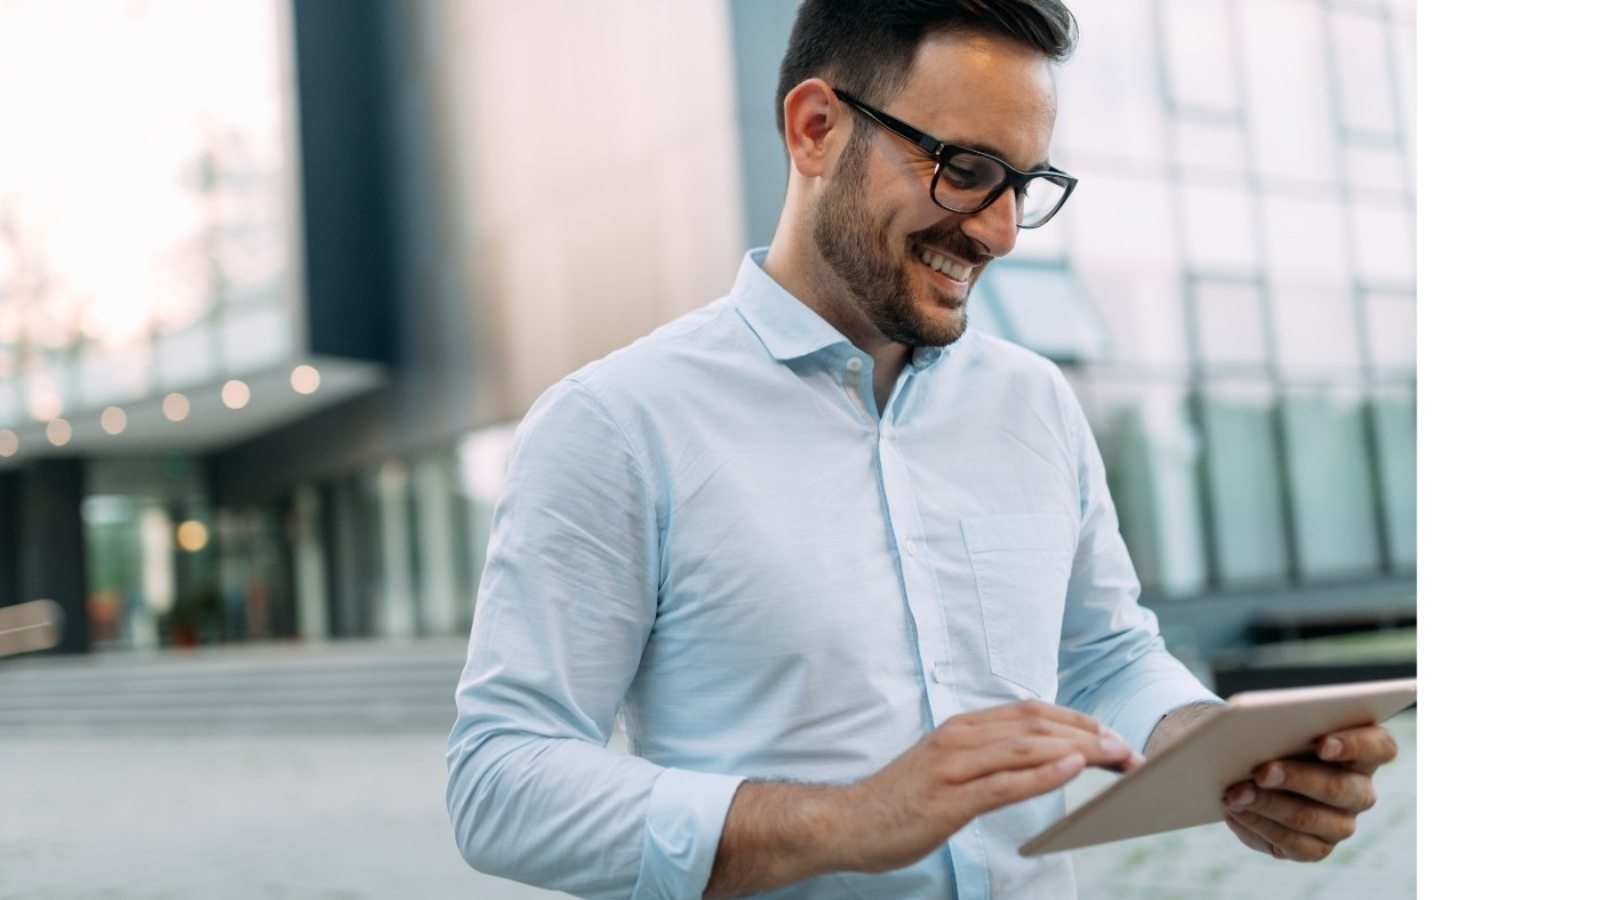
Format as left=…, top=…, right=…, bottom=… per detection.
left=936, top=151, right=1069, bottom=227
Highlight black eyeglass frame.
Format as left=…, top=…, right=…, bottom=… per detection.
left=832, top=88, right=1077, bottom=229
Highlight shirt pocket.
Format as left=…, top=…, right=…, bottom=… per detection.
left=961, top=514, right=1077, bottom=699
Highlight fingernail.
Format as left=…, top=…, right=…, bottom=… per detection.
left=1227, top=785, right=1255, bottom=810
left=1056, top=752, right=1085, bottom=773
left=1099, top=736, right=1128, bottom=755
left=1258, top=765, right=1284, bottom=788
left=1319, top=738, right=1343, bottom=760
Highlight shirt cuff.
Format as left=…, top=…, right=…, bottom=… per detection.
left=631, top=768, right=748, bottom=900
left=1105, top=676, right=1224, bottom=757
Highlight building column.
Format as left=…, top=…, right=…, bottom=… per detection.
left=2, top=460, right=91, bottom=654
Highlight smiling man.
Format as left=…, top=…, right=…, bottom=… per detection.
left=445, top=2, right=1397, bottom=898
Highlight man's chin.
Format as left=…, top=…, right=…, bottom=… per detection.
left=913, top=305, right=968, bottom=347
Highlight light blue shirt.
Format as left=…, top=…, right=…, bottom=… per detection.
left=446, top=250, right=1219, bottom=899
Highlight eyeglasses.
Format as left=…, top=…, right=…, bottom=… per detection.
left=833, top=88, right=1077, bottom=230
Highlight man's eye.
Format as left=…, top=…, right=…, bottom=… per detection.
left=944, top=164, right=981, bottom=189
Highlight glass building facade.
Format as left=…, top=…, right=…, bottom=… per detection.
left=0, top=0, right=1414, bottom=657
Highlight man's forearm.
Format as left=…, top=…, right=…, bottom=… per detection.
left=704, top=780, right=850, bottom=898
left=1144, top=700, right=1227, bottom=758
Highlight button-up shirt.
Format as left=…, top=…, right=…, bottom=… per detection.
left=446, top=250, right=1219, bottom=899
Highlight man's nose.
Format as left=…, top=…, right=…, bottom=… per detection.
left=958, top=188, right=1020, bottom=258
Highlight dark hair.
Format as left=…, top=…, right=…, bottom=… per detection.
left=775, top=0, right=1079, bottom=134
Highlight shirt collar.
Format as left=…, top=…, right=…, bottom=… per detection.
left=732, top=247, right=959, bottom=371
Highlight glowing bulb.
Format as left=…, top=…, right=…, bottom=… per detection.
left=290, top=364, right=321, bottom=394
left=162, top=393, right=190, bottom=422
left=102, top=406, right=128, bottom=435
left=27, top=387, right=62, bottom=422
left=45, top=419, right=72, bottom=446
left=176, top=520, right=209, bottom=552
left=0, top=430, right=17, bottom=457
left=222, top=379, right=250, bottom=409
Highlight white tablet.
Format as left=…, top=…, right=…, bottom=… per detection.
left=1019, top=677, right=1417, bottom=856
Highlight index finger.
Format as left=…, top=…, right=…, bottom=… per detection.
left=952, top=699, right=1109, bottom=737
left=1316, top=724, right=1399, bottom=772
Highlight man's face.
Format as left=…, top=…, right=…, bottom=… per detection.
left=811, top=31, right=1058, bottom=348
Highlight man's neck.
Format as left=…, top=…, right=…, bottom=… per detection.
left=763, top=235, right=912, bottom=414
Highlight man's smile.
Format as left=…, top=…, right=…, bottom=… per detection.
left=916, top=245, right=974, bottom=283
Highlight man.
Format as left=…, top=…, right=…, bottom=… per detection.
left=446, top=2, right=1399, bottom=897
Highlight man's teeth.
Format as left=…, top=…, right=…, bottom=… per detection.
left=918, top=248, right=972, bottom=283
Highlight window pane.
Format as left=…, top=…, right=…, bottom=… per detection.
left=221, top=303, right=293, bottom=375
left=1272, top=283, right=1361, bottom=374
left=1283, top=387, right=1381, bottom=580
left=1067, top=174, right=1178, bottom=272
left=1194, top=278, right=1267, bottom=367
left=156, top=323, right=215, bottom=389
left=1066, top=174, right=1187, bottom=367
left=1345, top=144, right=1408, bottom=193
left=1393, top=20, right=1417, bottom=173
left=23, top=351, right=70, bottom=420
left=1262, top=195, right=1350, bottom=283
left=1056, top=0, right=1167, bottom=167
left=1329, top=8, right=1399, bottom=137
left=1351, top=201, right=1415, bottom=286
left=1175, top=119, right=1248, bottom=176
left=1181, top=184, right=1257, bottom=272
left=1157, top=0, right=1241, bottom=114
left=1200, top=382, right=1289, bottom=587
left=1372, top=389, right=1416, bottom=570
left=980, top=262, right=1111, bottom=363
left=81, top=342, right=154, bottom=409
left=1239, top=0, right=1339, bottom=184
left=1093, top=381, right=1208, bottom=597
left=1364, top=289, right=1416, bottom=370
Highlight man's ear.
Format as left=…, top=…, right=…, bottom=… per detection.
left=783, top=78, right=848, bottom=179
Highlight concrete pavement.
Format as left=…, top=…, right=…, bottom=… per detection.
left=0, top=640, right=1415, bottom=899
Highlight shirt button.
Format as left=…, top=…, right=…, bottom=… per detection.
left=903, top=538, right=917, bottom=557
left=844, top=357, right=863, bottom=373
left=933, top=663, right=952, bottom=684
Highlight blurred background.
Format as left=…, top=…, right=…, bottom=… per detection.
left=0, top=0, right=1415, bottom=897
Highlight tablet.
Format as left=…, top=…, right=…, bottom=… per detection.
left=1019, top=677, right=1417, bottom=856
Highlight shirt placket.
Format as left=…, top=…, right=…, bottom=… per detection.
left=849, top=354, right=992, bottom=900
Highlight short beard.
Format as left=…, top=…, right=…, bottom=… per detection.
left=811, top=131, right=973, bottom=348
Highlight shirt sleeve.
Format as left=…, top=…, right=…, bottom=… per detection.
left=445, top=379, right=746, bottom=900
left=1053, top=385, right=1223, bottom=753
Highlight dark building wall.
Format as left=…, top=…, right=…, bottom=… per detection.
left=1, top=460, right=90, bottom=654
left=0, top=470, right=20, bottom=609
left=292, top=0, right=399, bottom=366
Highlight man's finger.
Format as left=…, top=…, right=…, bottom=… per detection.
left=1316, top=724, right=1400, bottom=772
left=1224, top=814, right=1276, bottom=857
left=941, top=715, right=1105, bottom=750
left=1226, top=809, right=1337, bottom=862
left=951, top=699, right=1106, bottom=735
left=934, top=734, right=1121, bottom=784
left=1251, top=760, right=1377, bottom=813
left=1226, top=786, right=1356, bottom=844
left=959, top=753, right=1086, bottom=815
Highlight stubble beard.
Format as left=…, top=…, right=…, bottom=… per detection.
left=812, top=133, right=972, bottom=349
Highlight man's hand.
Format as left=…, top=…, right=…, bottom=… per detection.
left=1220, top=724, right=1399, bottom=862
left=835, top=699, right=1141, bottom=874
left=705, top=700, right=1136, bottom=897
